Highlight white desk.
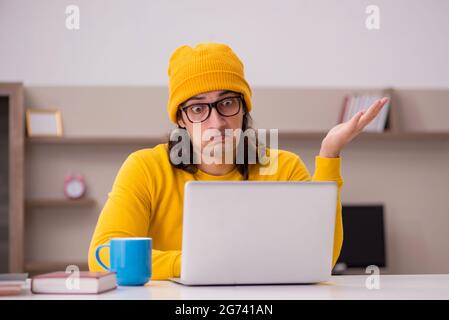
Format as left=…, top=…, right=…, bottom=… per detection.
left=3, top=275, right=449, bottom=300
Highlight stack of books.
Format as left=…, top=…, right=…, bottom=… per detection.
left=339, top=92, right=392, bottom=132
left=0, top=273, right=28, bottom=296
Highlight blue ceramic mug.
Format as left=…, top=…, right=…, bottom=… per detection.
left=95, top=237, right=152, bottom=286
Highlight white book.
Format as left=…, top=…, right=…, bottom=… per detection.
left=344, top=95, right=354, bottom=123
left=376, top=96, right=390, bottom=132
left=31, top=271, right=117, bottom=294
left=348, top=95, right=359, bottom=122
left=363, top=95, right=379, bottom=132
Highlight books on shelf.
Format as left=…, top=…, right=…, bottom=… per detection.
left=31, top=271, right=117, bottom=294
left=340, top=91, right=392, bottom=132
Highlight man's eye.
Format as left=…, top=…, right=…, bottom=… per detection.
left=220, top=98, right=235, bottom=107
left=190, top=105, right=205, bottom=113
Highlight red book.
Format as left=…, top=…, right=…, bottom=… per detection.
left=31, top=271, right=117, bottom=294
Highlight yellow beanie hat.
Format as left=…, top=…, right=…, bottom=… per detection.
left=167, top=43, right=252, bottom=124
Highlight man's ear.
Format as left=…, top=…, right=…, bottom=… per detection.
left=177, top=116, right=186, bottom=129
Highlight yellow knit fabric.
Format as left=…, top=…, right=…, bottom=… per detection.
left=167, top=43, right=252, bottom=123
left=88, top=144, right=344, bottom=280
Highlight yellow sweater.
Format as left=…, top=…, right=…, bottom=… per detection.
left=88, top=143, right=344, bottom=280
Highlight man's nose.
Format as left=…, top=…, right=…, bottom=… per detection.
left=207, top=107, right=227, bottom=127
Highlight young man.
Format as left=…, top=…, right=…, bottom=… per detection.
left=88, top=43, right=388, bottom=280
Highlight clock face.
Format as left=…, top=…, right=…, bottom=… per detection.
left=65, top=179, right=85, bottom=199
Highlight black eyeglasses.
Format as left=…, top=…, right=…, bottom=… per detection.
left=179, top=95, right=243, bottom=123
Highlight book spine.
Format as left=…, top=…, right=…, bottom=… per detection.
left=348, top=95, right=357, bottom=122
left=377, top=98, right=390, bottom=132
left=340, top=95, right=349, bottom=124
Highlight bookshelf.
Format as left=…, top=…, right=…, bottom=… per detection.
left=0, top=83, right=24, bottom=274
left=25, top=131, right=449, bottom=146
left=19, top=86, right=449, bottom=275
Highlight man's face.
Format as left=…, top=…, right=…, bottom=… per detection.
left=177, top=90, right=245, bottom=161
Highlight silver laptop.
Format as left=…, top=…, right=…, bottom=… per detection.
left=169, top=181, right=337, bottom=286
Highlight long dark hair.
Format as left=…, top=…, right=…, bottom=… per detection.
left=167, top=100, right=264, bottom=180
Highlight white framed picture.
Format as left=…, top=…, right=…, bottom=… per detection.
left=26, top=109, right=63, bottom=137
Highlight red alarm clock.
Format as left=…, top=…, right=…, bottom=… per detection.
left=64, top=174, right=86, bottom=199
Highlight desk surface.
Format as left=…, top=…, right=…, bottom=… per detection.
left=3, top=274, right=449, bottom=300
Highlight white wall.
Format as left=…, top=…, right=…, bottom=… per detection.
left=1, top=0, right=449, bottom=87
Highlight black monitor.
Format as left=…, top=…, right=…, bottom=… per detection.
left=336, top=204, right=386, bottom=268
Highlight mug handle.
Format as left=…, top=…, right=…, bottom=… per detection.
left=95, top=244, right=111, bottom=272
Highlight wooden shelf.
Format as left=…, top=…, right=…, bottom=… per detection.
left=26, top=197, right=96, bottom=209
left=25, top=131, right=449, bottom=146
left=26, top=136, right=166, bottom=145
left=279, top=131, right=449, bottom=141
